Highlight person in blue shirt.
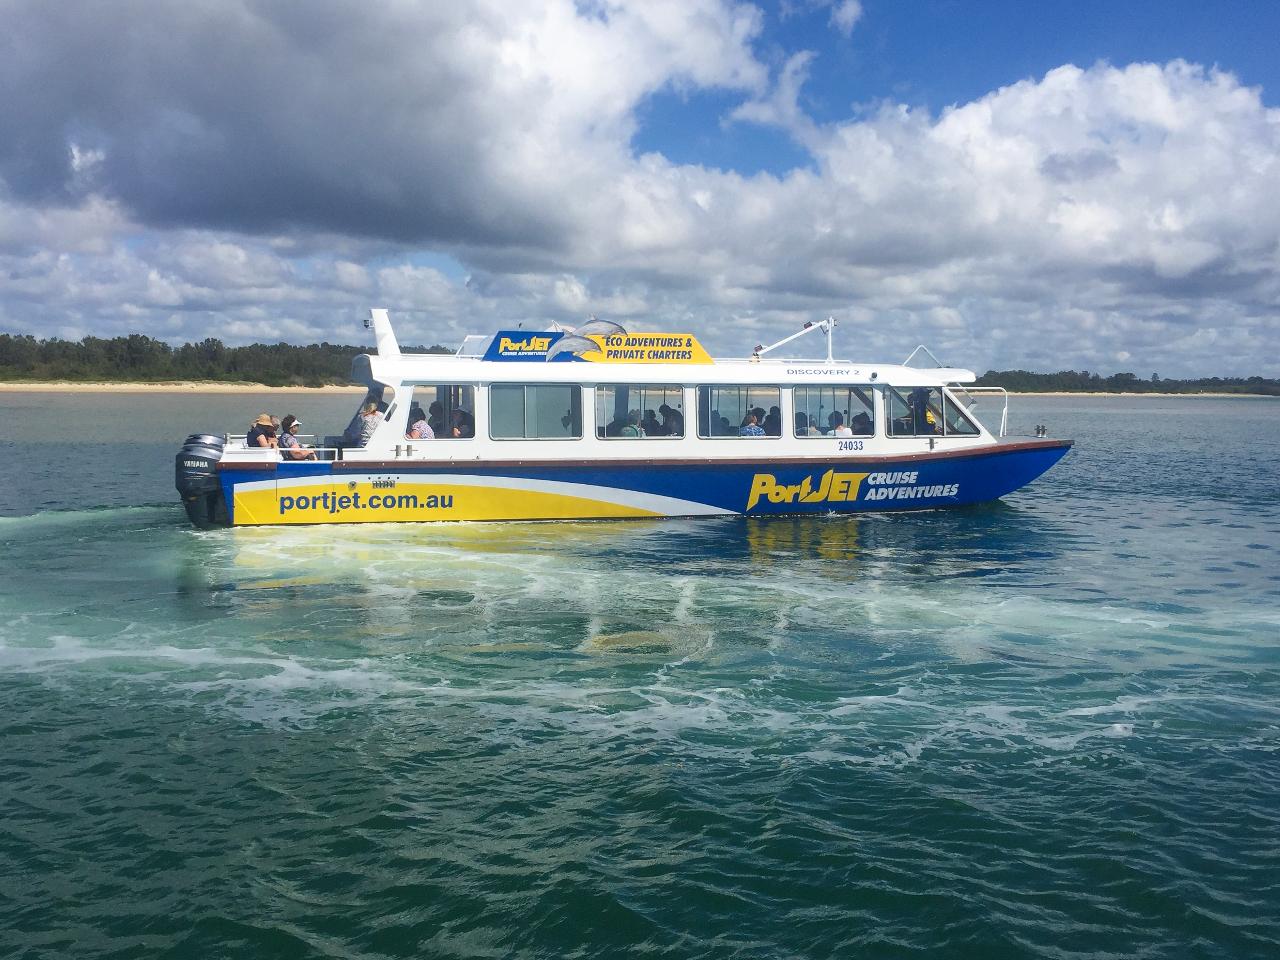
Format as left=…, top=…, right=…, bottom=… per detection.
left=739, top=412, right=765, bottom=436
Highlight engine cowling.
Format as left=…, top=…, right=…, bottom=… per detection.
left=175, top=434, right=228, bottom=528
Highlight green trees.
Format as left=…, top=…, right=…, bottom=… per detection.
left=974, top=369, right=1280, bottom=395
left=0, top=333, right=451, bottom=386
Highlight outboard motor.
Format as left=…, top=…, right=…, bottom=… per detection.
left=175, top=434, right=228, bottom=528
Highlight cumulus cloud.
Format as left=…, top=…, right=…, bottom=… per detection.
left=0, top=1, right=1278, bottom=376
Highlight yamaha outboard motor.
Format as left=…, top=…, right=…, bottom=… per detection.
left=175, top=434, right=228, bottom=528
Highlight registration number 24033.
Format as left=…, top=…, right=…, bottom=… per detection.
left=838, top=439, right=864, bottom=452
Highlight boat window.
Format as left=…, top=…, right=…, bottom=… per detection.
left=697, top=386, right=782, bottom=437
left=490, top=384, right=582, bottom=440
left=887, top=386, right=945, bottom=437
left=407, top=384, right=475, bottom=439
left=792, top=386, right=874, bottom=438
left=943, top=392, right=980, bottom=435
left=595, top=385, right=684, bottom=438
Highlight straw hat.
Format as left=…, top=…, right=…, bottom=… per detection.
left=253, top=413, right=273, bottom=427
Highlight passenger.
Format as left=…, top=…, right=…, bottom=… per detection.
left=739, top=412, right=765, bottom=437
left=620, top=409, right=645, bottom=438
left=828, top=412, right=853, bottom=437
left=909, top=388, right=938, bottom=434
left=357, top=401, right=380, bottom=445
left=605, top=416, right=625, bottom=437
left=245, top=413, right=277, bottom=449
left=427, top=401, right=446, bottom=438
left=720, top=416, right=732, bottom=435
left=763, top=406, right=782, bottom=436
left=450, top=409, right=475, bottom=439
left=659, top=403, right=684, bottom=436
left=407, top=404, right=433, bottom=440
left=849, top=411, right=872, bottom=435
left=278, top=414, right=317, bottom=460
left=641, top=409, right=663, bottom=437
left=343, top=396, right=376, bottom=445
left=795, top=412, right=820, bottom=436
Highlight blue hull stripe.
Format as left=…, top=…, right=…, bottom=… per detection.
left=220, top=443, right=1070, bottom=523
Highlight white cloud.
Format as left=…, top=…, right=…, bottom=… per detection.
left=0, top=1, right=1277, bottom=376
left=830, top=1, right=864, bottom=37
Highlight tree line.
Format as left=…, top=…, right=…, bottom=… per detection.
left=973, top=369, right=1280, bottom=396
left=1, top=331, right=1277, bottom=393
left=0, top=333, right=451, bottom=387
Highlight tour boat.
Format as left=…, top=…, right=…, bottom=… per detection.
left=175, top=309, right=1071, bottom=527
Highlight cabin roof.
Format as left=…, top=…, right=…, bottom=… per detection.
left=361, top=351, right=976, bottom=387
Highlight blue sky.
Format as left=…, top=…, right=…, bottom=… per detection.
left=636, top=1, right=1280, bottom=175
left=1, top=0, right=1278, bottom=376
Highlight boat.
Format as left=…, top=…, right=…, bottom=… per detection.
left=174, top=309, right=1071, bottom=528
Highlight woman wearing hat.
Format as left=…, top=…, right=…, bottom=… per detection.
left=279, top=414, right=317, bottom=460
left=246, top=413, right=277, bottom=449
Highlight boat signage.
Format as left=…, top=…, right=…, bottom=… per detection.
left=574, top=333, right=713, bottom=364
left=482, top=330, right=712, bottom=364
left=483, top=331, right=565, bottom=361
left=745, top=469, right=961, bottom=511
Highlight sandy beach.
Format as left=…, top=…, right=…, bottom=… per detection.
left=0, top=381, right=366, bottom=394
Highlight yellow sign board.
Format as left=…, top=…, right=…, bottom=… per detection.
left=580, top=333, right=713, bottom=364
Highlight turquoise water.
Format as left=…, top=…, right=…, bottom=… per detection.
left=2, top=393, right=1278, bottom=958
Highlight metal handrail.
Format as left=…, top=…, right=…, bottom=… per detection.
left=225, top=438, right=342, bottom=461
left=956, top=386, right=1008, bottom=437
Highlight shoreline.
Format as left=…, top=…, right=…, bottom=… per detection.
left=1003, top=390, right=1275, bottom=398
left=0, top=382, right=1272, bottom=398
left=0, top=381, right=366, bottom=394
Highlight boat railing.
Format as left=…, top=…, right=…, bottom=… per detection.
left=225, top=434, right=342, bottom=461
left=953, top=386, right=1008, bottom=437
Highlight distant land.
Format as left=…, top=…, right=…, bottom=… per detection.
left=973, top=369, right=1280, bottom=396
left=0, top=332, right=450, bottom=388
left=0, top=332, right=1276, bottom=395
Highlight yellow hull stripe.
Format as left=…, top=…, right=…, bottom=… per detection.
left=232, top=480, right=667, bottom=525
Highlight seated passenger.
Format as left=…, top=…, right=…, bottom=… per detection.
left=828, top=412, right=853, bottom=438
left=659, top=403, right=683, bottom=436
left=407, top=404, right=433, bottom=440
left=642, top=409, right=663, bottom=436
left=620, top=409, right=645, bottom=438
left=908, top=388, right=939, bottom=434
left=246, top=413, right=277, bottom=449
left=739, top=413, right=765, bottom=437
left=763, top=406, right=782, bottom=436
left=427, top=401, right=446, bottom=438
left=795, top=412, right=820, bottom=436
left=343, top=397, right=377, bottom=445
left=849, top=411, right=872, bottom=435
left=355, top=402, right=380, bottom=445
left=450, top=409, right=475, bottom=438
left=278, top=414, right=317, bottom=460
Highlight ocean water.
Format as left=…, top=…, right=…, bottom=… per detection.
left=1, top=392, right=1278, bottom=959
